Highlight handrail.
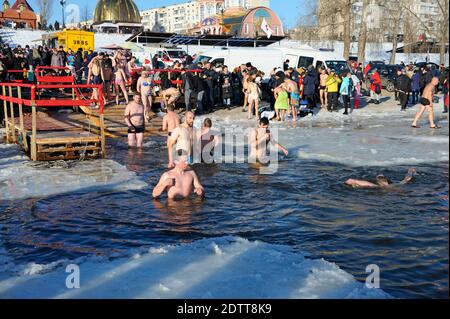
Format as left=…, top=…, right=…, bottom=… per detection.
left=0, top=82, right=104, bottom=114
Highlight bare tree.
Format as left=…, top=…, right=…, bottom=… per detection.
left=398, top=0, right=449, bottom=65
left=342, top=0, right=353, bottom=60
left=37, top=0, right=54, bottom=29
left=357, top=0, right=370, bottom=64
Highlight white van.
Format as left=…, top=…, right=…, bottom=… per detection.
left=193, top=47, right=285, bottom=78
left=138, top=46, right=188, bottom=68
left=279, top=47, right=349, bottom=74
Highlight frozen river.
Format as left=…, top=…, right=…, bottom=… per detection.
left=0, top=99, right=448, bottom=298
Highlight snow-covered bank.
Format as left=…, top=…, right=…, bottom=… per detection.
left=199, top=97, right=449, bottom=167
left=0, top=144, right=147, bottom=201
left=1, top=29, right=132, bottom=51
left=0, top=236, right=391, bottom=299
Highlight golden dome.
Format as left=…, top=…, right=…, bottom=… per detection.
left=93, top=0, right=141, bottom=24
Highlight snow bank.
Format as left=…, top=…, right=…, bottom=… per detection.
left=0, top=236, right=391, bottom=299
left=198, top=102, right=449, bottom=167
left=0, top=144, right=147, bottom=201
left=3, top=29, right=132, bottom=51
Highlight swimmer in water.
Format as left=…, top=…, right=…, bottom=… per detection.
left=152, top=154, right=204, bottom=200
left=167, top=111, right=195, bottom=168
left=345, top=168, right=417, bottom=188
left=249, top=117, right=289, bottom=163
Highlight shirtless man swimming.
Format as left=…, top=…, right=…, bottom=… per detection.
left=249, top=117, right=289, bottom=163
left=412, top=77, right=441, bottom=129
left=167, top=111, right=195, bottom=168
left=124, top=93, right=145, bottom=148
left=162, top=104, right=181, bottom=145
left=345, top=168, right=416, bottom=188
left=152, top=154, right=204, bottom=200
left=137, top=70, right=153, bottom=123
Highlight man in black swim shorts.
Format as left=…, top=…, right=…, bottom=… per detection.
left=124, top=94, right=146, bottom=148
left=412, top=77, right=441, bottom=129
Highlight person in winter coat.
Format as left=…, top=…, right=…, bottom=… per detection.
left=222, top=77, right=233, bottom=110
left=339, top=72, right=353, bottom=115
left=410, top=70, right=421, bottom=105
left=325, top=69, right=342, bottom=112
left=302, top=68, right=318, bottom=109
left=395, top=69, right=412, bottom=111
left=368, top=69, right=381, bottom=104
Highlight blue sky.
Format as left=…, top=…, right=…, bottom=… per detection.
left=25, top=0, right=305, bottom=29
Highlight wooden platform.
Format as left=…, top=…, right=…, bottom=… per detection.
left=30, top=130, right=102, bottom=161
left=57, top=102, right=179, bottom=138
left=6, top=111, right=105, bottom=161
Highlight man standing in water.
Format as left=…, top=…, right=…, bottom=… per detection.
left=167, top=111, right=195, bottom=168
left=162, top=104, right=181, bottom=145
left=411, top=77, right=441, bottom=129
left=124, top=93, right=145, bottom=148
left=152, top=155, right=204, bottom=200
left=249, top=117, right=289, bottom=163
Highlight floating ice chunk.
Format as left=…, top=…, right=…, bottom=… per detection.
left=0, top=145, right=148, bottom=201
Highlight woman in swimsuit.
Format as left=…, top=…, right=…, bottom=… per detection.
left=114, top=67, right=129, bottom=105
left=137, top=70, right=153, bottom=122
left=247, top=77, right=261, bottom=120
left=319, top=68, right=328, bottom=107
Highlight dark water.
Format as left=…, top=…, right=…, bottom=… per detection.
left=0, top=137, right=448, bottom=299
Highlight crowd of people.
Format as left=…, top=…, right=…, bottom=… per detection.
left=1, top=42, right=448, bottom=121
left=1, top=42, right=449, bottom=199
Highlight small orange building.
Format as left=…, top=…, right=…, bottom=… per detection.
left=0, top=0, right=37, bottom=29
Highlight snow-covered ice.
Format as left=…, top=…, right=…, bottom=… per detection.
left=0, top=144, right=147, bottom=201
left=0, top=236, right=391, bottom=299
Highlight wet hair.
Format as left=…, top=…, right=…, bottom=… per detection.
left=167, top=104, right=174, bottom=111
left=375, top=175, right=391, bottom=185
left=203, top=118, right=212, bottom=128
left=260, top=117, right=269, bottom=126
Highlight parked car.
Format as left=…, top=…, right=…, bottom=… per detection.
left=366, top=64, right=401, bottom=92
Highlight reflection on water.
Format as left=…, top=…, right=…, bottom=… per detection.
left=0, top=135, right=448, bottom=299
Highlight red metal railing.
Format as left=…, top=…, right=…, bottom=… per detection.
left=0, top=82, right=105, bottom=114
left=35, top=66, right=75, bottom=84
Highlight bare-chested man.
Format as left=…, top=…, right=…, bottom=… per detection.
left=167, top=111, right=195, bottom=168
left=283, top=76, right=300, bottom=122
left=196, top=118, right=220, bottom=164
left=162, top=104, right=181, bottom=145
left=319, top=68, right=328, bottom=107
left=249, top=117, right=289, bottom=163
left=345, top=168, right=416, bottom=188
left=412, top=77, right=441, bottom=129
left=152, top=155, right=204, bottom=200
left=137, top=70, right=153, bottom=122
left=124, top=93, right=145, bottom=148
left=161, top=87, right=181, bottom=111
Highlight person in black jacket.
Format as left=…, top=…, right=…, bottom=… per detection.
left=193, top=72, right=205, bottom=114
left=222, top=77, right=233, bottom=110
left=182, top=69, right=195, bottom=112
left=395, top=69, right=411, bottom=111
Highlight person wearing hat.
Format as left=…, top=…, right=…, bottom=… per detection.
left=325, top=69, right=342, bottom=112
left=395, top=69, right=411, bottom=111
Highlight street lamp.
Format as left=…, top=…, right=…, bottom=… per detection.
left=60, top=0, right=66, bottom=29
